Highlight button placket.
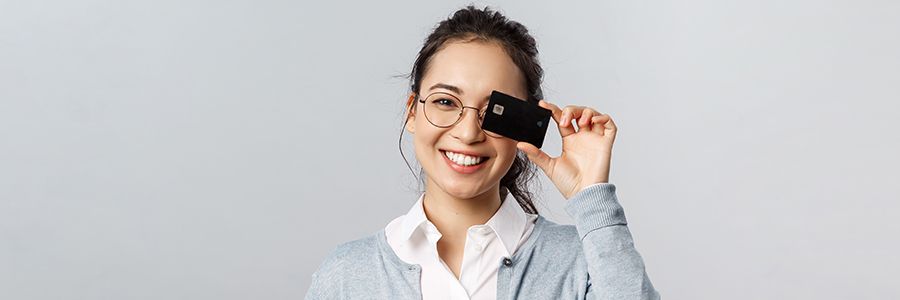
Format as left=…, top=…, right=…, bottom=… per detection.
left=468, top=226, right=490, bottom=254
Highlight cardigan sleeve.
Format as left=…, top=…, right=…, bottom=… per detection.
left=563, top=183, right=660, bottom=300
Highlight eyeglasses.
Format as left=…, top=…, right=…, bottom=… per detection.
left=418, top=92, right=503, bottom=138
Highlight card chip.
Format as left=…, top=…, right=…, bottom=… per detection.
left=492, top=104, right=504, bottom=115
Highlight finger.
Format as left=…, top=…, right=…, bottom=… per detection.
left=558, top=105, right=581, bottom=136
left=540, top=100, right=576, bottom=137
left=517, top=141, right=553, bottom=175
left=591, top=114, right=617, bottom=137
left=538, top=100, right=562, bottom=123
left=577, top=108, right=600, bottom=131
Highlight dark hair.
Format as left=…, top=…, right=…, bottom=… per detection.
left=400, top=6, right=543, bottom=214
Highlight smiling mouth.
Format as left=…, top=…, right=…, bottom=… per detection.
left=442, top=150, right=488, bottom=167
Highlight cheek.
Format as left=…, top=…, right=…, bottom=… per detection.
left=412, top=117, right=443, bottom=149
left=495, top=140, right=520, bottom=166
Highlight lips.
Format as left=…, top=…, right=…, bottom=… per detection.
left=442, top=150, right=488, bottom=167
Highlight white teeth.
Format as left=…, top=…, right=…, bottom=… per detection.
left=444, top=151, right=484, bottom=167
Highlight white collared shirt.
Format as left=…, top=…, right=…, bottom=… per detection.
left=384, top=194, right=538, bottom=300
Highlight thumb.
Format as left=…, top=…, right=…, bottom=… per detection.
left=517, top=142, right=553, bottom=175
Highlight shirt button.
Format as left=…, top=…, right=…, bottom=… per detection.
left=473, top=243, right=483, bottom=252
left=477, top=227, right=488, bottom=235
left=502, top=258, right=512, bottom=266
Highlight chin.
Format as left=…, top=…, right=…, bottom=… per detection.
left=447, top=189, right=486, bottom=200
left=438, top=180, right=497, bottom=200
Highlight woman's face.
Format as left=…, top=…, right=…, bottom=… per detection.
left=406, top=41, right=527, bottom=200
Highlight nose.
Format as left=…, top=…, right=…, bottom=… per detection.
left=448, top=106, right=485, bottom=144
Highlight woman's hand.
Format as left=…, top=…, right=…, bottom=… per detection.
left=517, top=100, right=616, bottom=200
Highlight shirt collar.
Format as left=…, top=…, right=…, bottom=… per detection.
left=388, top=192, right=531, bottom=256
left=484, top=192, right=530, bottom=255
left=387, top=194, right=431, bottom=248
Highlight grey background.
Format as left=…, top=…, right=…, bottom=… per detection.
left=2, top=0, right=898, bottom=299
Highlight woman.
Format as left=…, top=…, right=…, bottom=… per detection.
left=307, top=6, right=658, bottom=299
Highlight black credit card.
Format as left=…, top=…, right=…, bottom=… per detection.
left=481, top=91, right=552, bottom=148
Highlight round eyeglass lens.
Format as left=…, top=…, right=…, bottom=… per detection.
left=421, top=92, right=505, bottom=138
left=422, top=92, right=462, bottom=127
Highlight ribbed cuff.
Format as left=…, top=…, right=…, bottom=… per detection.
left=563, top=183, right=627, bottom=240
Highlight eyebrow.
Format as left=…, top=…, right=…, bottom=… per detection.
left=427, top=83, right=493, bottom=103
left=428, top=83, right=463, bottom=95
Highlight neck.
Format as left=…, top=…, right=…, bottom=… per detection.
left=421, top=180, right=502, bottom=238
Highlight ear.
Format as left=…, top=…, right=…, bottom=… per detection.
left=404, top=92, right=416, bottom=134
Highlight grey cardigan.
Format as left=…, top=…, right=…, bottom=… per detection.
left=305, top=184, right=660, bottom=299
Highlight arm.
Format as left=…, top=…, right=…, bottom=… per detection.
left=565, top=183, right=659, bottom=299
left=518, top=101, right=658, bottom=299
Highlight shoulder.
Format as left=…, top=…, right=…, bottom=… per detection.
left=315, top=232, right=388, bottom=275
left=534, top=217, right=581, bottom=244
left=307, top=231, right=420, bottom=299
left=311, top=230, right=417, bottom=280
left=307, top=233, right=384, bottom=299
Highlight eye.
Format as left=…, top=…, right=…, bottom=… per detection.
left=431, top=97, right=459, bottom=110
left=434, top=98, right=455, bottom=106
